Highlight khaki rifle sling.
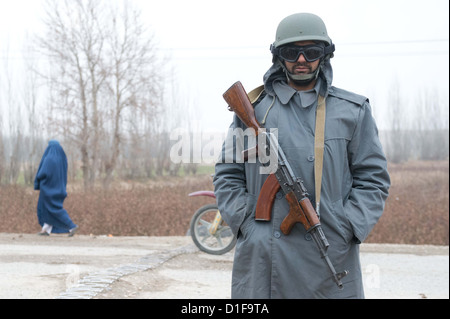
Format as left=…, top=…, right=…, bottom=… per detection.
left=248, top=85, right=326, bottom=217
left=247, top=85, right=265, bottom=104
left=314, top=95, right=326, bottom=217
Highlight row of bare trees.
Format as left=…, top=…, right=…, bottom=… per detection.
left=0, top=1, right=448, bottom=188
left=1, top=0, right=196, bottom=189
left=382, top=81, right=449, bottom=163
left=38, top=0, right=168, bottom=189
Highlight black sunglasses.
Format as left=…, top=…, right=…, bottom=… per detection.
left=271, top=43, right=334, bottom=62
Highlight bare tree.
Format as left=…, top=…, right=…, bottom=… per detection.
left=385, top=80, right=410, bottom=163
left=100, top=2, right=163, bottom=188
left=0, top=68, right=4, bottom=183
left=37, top=0, right=103, bottom=189
left=414, top=88, right=449, bottom=160
left=37, top=0, right=164, bottom=189
left=21, top=39, right=44, bottom=185
left=0, top=44, right=24, bottom=184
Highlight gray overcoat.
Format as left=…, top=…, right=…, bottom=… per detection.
left=213, top=59, right=390, bottom=299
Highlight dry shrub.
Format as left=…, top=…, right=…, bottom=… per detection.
left=366, top=160, right=449, bottom=245
left=0, top=175, right=214, bottom=237
left=1, top=161, right=448, bottom=245
left=63, top=175, right=214, bottom=236
left=0, top=186, right=38, bottom=233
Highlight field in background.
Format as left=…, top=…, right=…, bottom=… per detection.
left=366, top=160, right=448, bottom=245
left=0, top=161, right=448, bottom=245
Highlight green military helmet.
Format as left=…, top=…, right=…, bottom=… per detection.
left=273, top=13, right=332, bottom=48
left=271, top=13, right=334, bottom=85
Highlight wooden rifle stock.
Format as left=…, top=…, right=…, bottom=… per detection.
left=280, top=194, right=319, bottom=235
left=255, top=173, right=320, bottom=235
left=255, top=173, right=280, bottom=221
left=223, top=81, right=261, bottom=135
left=223, top=81, right=274, bottom=221
left=223, top=81, right=261, bottom=161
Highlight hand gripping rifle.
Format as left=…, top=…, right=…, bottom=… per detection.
left=223, top=81, right=348, bottom=289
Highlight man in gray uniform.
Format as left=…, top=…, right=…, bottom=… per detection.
left=214, top=13, right=390, bottom=298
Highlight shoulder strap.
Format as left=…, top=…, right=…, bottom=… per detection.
left=314, top=95, right=326, bottom=217
left=248, top=85, right=265, bottom=104
left=249, top=85, right=325, bottom=215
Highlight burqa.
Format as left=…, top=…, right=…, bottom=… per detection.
left=34, top=140, right=77, bottom=233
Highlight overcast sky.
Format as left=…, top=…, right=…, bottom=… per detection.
left=1, top=0, right=449, bottom=132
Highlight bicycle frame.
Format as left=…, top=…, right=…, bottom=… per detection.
left=188, top=189, right=236, bottom=255
left=188, top=190, right=216, bottom=199
left=188, top=191, right=220, bottom=234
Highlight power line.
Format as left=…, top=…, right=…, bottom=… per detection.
left=1, top=39, right=448, bottom=60
left=338, top=38, right=449, bottom=46
left=157, top=38, right=449, bottom=52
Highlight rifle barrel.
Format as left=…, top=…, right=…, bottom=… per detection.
left=310, top=227, right=347, bottom=289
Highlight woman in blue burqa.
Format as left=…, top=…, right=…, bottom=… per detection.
left=34, top=140, right=78, bottom=236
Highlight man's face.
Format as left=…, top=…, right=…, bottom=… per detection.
left=283, top=41, right=321, bottom=76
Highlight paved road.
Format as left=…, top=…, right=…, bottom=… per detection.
left=0, top=233, right=448, bottom=299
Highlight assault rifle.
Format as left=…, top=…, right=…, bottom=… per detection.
left=223, top=81, right=348, bottom=289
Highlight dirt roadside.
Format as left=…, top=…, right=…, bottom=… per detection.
left=0, top=233, right=448, bottom=299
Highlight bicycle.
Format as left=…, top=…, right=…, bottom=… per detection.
left=188, top=190, right=237, bottom=255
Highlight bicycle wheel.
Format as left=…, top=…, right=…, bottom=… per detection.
left=189, top=203, right=237, bottom=255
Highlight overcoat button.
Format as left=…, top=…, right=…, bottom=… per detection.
left=304, top=233, right=312, bottom=241
left=307, top=155, right=315, bottom=162
left=273, top=231, right=281, bottom=239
